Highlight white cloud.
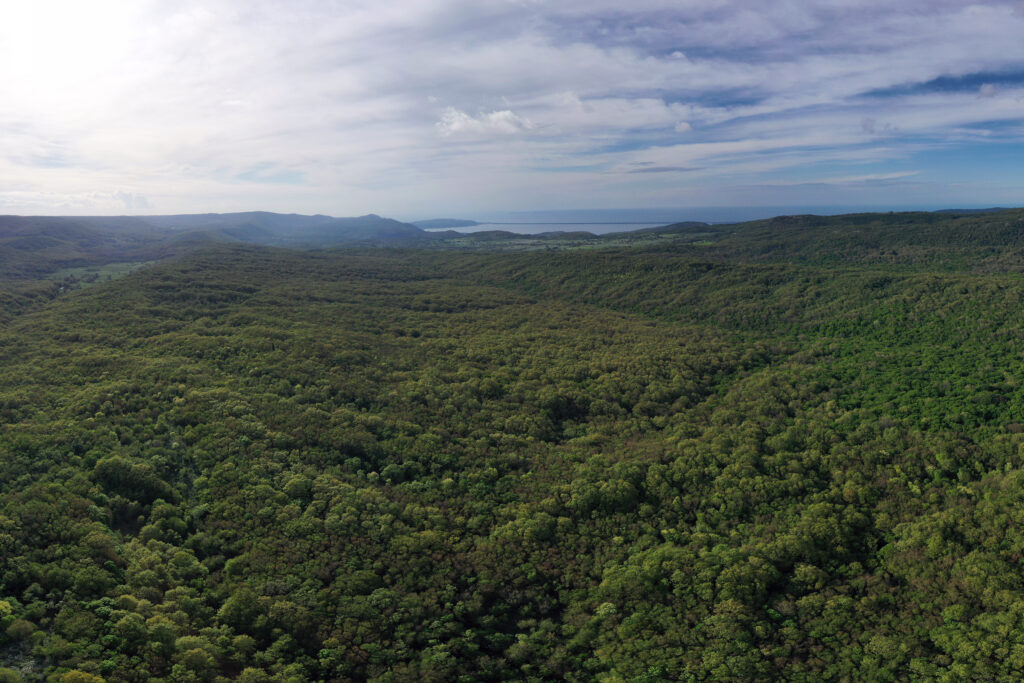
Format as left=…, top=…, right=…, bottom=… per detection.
left=0, top=0, right=1023, bottom=215
left=0, top=189, right=151, bottom=212
left=436, top=108, right=535, bottom=137
left=758, top=171, right=921, bottom=186
left=529, top=93, right=692, bottom=132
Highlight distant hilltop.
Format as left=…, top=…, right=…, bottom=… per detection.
left=932, top=207, right=1011, bottom=215
left=136, top=211, right=426, bottom=244
left=0, top=211, right=433, bottom=278
left=4, top=207, right=1024, bottom=280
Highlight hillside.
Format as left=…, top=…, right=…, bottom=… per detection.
left=141, top=212, right=426, bottom=246
left=0, top=212, right=428, bottom=281
left=3, top=210, right=1024, bottom=680
left=0, top=216, right=160, bottom=279
left=428, top=208, right=1024, bottom=265
left=653, top=208, right=1024, bottom=267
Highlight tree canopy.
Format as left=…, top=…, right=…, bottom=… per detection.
left=4, top=210, right=1024, bottom=680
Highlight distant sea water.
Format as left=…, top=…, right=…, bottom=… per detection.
left=427, top=221, right=669, bottom=235
left=422, top=205, right=959, bottom=235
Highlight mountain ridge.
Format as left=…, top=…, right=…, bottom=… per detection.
left=0, top=212, right=431, bottom=277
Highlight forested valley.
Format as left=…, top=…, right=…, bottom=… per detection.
left=4, top=209, right=1024, bottom=681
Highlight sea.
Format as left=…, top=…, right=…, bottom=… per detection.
left=421, top=205, right=948, bottom=235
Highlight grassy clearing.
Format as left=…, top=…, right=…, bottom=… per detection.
left=46, top=260, right=157, bottom=290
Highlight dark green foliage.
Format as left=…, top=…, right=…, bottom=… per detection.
left=4, top=209, right=1024, bottom=680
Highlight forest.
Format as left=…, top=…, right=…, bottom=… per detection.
left=3, top=208, right=1024, bottom=681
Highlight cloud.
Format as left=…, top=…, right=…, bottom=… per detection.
left=0, top=0, right=1023, bottom=215
left=0, top=189, right=151, bottom=212
left=436, top=108, right=535, bottom=137
left=530, top=94, right=693, bottom=133
left=758, top=171, right=921, bottom=186
left=861, top=117, right=897, bottom=135
left=235, top=163, right=306, bottom=185
left=626, top=165, right=700, bottom=174
left=113, top=191, right=151, bottom=210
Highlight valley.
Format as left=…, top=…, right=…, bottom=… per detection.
left=2, top=210, right=1024, bottom=680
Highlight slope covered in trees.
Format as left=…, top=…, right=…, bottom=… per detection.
left=2, top=210, right=1024, bottom=680
left=0, top=212, right=430, bottom=282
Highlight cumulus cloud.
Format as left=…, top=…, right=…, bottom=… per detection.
left=436, top=108, right=535, bottom=137
left=113, top=191, right=151, bottom=210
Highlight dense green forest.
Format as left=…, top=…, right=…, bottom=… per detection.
left=4, top=209, right=1024, bottom=681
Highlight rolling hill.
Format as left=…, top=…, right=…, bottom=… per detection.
left=3, top=208, right=1024, bottom=680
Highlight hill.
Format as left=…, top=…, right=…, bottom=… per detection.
left=142, top=211, right=427, bottom=245
left=0, top=212, right=429, bottom=281
left=647, top=208, right=1024, bottom=267
left=4, top=208, right=1024, bottom=680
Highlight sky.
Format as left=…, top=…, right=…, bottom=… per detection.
left=1, top=0, right=1023, bottom=219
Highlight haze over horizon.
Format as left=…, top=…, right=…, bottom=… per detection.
left=2, top=1, right=1022, bottom=218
